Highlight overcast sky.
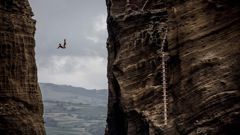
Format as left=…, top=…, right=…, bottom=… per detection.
left=29, top=0, right=108, bottom=89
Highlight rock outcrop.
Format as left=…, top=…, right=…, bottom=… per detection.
left=106, top=0, right=240, bottom=135
left=0, top=0, right=45, bottom=134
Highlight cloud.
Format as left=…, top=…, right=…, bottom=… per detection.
left=94, top=14, right=107, bottom=32
left=38, top=56, right=107, bottom=89
left=29, top=0, right=108, bottom=89
left=86, top=14, right=107, bottom=44
left=86, top=36, right=100, bottom=43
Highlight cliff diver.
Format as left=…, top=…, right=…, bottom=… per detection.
left=57, top=39, right=67, bottom=49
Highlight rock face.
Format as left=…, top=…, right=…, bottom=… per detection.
left=106, top=0, right=240, bottom=135
left=0, top=0, right=45, bottom=134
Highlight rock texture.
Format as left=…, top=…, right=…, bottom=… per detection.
left=106, top=0, right=240, bottom=135
left=0, top=0, right=45, bottom=134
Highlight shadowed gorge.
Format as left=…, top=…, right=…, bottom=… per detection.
left=0, top=0, right=45, bottom=134
left=106, top=0, right=240, bottom=135
left=0, top=0, right=240, bottom=134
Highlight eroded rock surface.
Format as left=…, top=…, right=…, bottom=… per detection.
left=106, top=0, right=240, bottom=135
left=0, top=0, right=45, bottom=134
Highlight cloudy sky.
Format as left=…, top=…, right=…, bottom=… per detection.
left=29, top=0, right=108, bottom=89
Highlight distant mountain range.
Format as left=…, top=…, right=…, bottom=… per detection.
left=40, top=83, right=108, bottom=106
left=39, top=83, right=108, bottom=135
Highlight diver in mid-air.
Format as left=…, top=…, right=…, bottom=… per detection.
left=57, top=39, right=67, bottom=49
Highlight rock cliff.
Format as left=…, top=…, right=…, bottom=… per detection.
left=106, top=0, right=240, bottom=135
left=0, top=0, right=45, bottom=134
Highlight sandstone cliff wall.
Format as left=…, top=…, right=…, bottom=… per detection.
left=0, top=0, right=45, bottom=134
left=106, top=0, right=240, bottom=135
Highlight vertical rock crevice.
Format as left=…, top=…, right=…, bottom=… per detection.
left=0, top=0, right=45, bottom=134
